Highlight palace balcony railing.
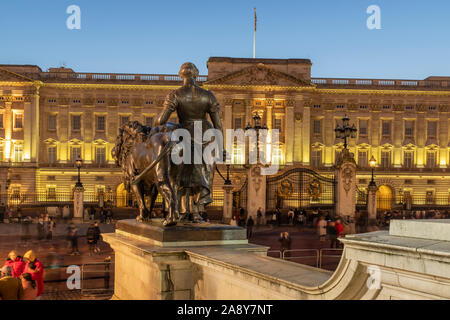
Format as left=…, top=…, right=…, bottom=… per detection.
left=39, top=72, right=208, bottom=84
left=311, top=77, right=449, bottom=90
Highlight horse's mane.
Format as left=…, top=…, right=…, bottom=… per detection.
left=113, top=121, right=151, bottom=167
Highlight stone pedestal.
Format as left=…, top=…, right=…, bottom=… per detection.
left=246, top=165, right=266, bottom=220
left=222, top=184, right=234, bottom=224
left=102, top=219, right=262, bottom=300
left=335, top=150, right=356, bottom=219
left=73, top=186, right=84, bottom=221
left=367, top=184, right=378, bottom=221
left=103, top=219, right=450, bottom=300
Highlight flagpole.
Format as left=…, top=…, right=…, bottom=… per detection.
left=253, top=8, right=256, bottom=58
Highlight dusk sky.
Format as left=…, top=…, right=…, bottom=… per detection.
left=1, top=0, right=449, bottom=79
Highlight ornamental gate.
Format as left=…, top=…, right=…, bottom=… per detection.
left=266, top=168, right=336, bottom=210
left=233, top=178, right=248, bottom=209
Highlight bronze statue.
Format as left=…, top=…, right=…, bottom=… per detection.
left=112, top=62, right=224, bottom=226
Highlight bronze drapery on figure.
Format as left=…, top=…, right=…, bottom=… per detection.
left=112, top=62, right=224, bottom=226
left=155, top=62, right=223, bottom=221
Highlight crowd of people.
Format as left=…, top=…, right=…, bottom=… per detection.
left=0, top=250, right=44, bottom=300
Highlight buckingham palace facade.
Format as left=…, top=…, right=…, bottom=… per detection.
left=1, top=57, right=450, bottom=211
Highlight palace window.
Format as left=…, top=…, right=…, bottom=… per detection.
left=313, top=120, right=321, bottom=135
left=48, top=147, right=57, bottom=164
left=95, top=146, right=106, bottom=164
left=427, top=121, right=437, bottom=138
left=359, top=119, right=368, bottom=136
left=120, top=116, right=130, bottom=127
left=14, top=145, right=23, bottom=162
left=403, top=151, right=414, bottom=169
left=380, top=150, right=391, bottom=168
left=71, top=146, right=81, bottom=162
left=382, top=121, right=391, bottom=137
left=145, top=116, right=153, bottom=127
left=234, top=117, right=242, bottom=129
left=48, top=114, right=57, bottom=131
left=14, top=113, right=23, bottom=129
left=46, top=186, right=57, bottom=201
left=358, top=150, right=368, bottom=168
left=0, top=113, right=3, bottom=129
left=404, top=121, right=414, bottom=137
left=426, top=151, right=437, bottom=168
left=311, top=149, right=322, bottom=167
left=96, top=116, right=105, bottom=131
left=72, top=115, right=81, bottom=131
left=232, top=143, right=245, bottom=164
left=274, top=118, right=282, bottom=133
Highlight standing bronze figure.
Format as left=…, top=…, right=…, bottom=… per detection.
left=112, top=62, right=224, bottom=226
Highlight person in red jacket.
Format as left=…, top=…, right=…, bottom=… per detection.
left=4, top=251, right=25, bottom=278
left=22, top=250, right=44, bottom=298
left=335, top=218, right=345, bottom=248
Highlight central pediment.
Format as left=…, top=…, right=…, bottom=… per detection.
left=205, top=63, right=312, bottom=87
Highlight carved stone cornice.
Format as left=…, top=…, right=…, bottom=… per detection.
left=393, top=104, right=404, bottom=112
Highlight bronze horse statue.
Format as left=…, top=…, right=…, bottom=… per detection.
left=112, top=121, right=182, bottom=226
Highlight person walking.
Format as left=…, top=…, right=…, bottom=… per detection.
left=256, top=207, right=263, bottom=226
left=62, top=204, right=70, bottom=221
left=275, top=208, right=281, bottom=226
left=4, top=251, right=25, bottom=278
left=327, top=221, right=338, bottom=248
left=86, top=221, right=101, bottom=255
left=317, top=216, right=327, bottom=242
left=20, top=273, right=37, bottom=300
left=279, top=232, right=292, bottom=258
left=246, top=216, right=254, bottom=239
left=0, top=202, right=5, bottom=223
left=0, top=265, right=24, bottom=300
left=335, top=218, right=345, bottom=248
left=288, top=208, right=294, bottom=225
left=47, top=217, right=56, bottom=240
left=90, top=206, right=95, bottom=221
left=67, top=223, right=80, bottom=255
left=36, top=217, right=45, bottom=240
left=22, top=250, right=44, bottom=299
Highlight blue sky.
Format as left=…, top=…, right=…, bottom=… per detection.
left=1, top=0, right=449, bottom=79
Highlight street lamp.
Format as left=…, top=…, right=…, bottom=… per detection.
left=334, top=115, right=357, bottom=149
left=75, top=156, right=83, bottom=188
left=369, top=156, right=376, bottom=187
left=246, top=113, right=267, bottom=163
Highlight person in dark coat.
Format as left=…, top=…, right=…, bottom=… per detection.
left=67, top=223, right=80, bottom=255
left=0, top=202, right=5, bottom=223
left=327, top=221, right=338, bottom=248
left=246, top=216, right=254, bottom=239
left=86, top=222, right=101, bottom=255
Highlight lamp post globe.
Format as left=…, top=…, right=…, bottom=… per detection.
left=75, top=156, right=83, bottom=188
left=369, top=156, right=376, bottom=187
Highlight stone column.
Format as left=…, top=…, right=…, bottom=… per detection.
left=73, top=185, right=84, bottom=221
left=367, top=184, right=378, bottom=221
left=266, top=105, right=272, bottom=129
left=4, top=102, right=12, bottom=161
left=222, top=184, right=234, bottom=224
left=302, top=105, right=311, bottom=165
left=285, top=106, right=294, bottom=164
left=223, top=104, right=232, bottom=148
left=246, top=165, right=266, bottom=220
left=335, top=149, right=356, bottom=220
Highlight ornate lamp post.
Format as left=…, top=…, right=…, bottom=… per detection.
left=75, top=156, right=83, bottom=188
left=246, top=113, right=267, bottom=163
left=369, top=156, right=377, bottom=187
left=334, top=115, right=357, bottom=150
